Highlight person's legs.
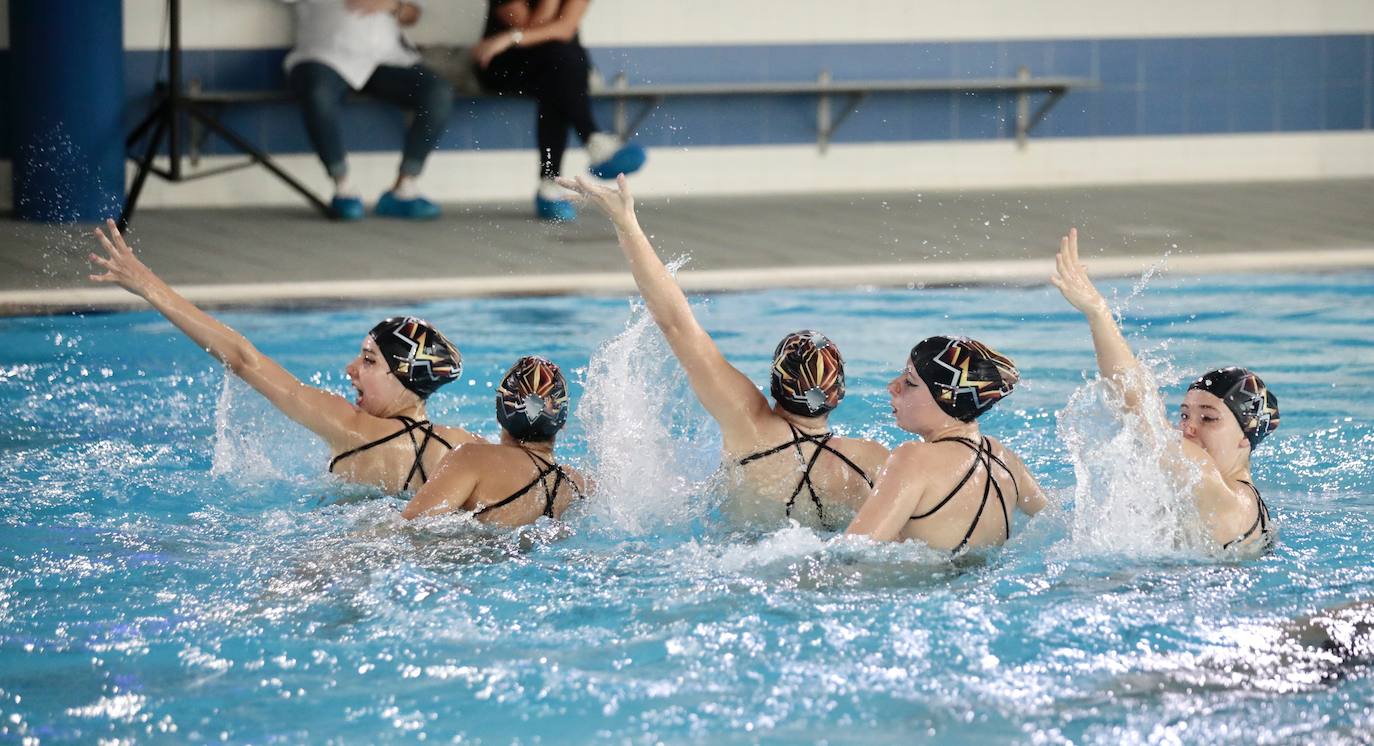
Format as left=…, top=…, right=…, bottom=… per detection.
left=288, top=62, right=364, bottom=218
left=479, top=50, right=563, bottom=180
left=535, top=96, right=571, bottom=181
left=362, top=64, right=455, bottom=182
left=526, top=41, right=645, bottom=180
left=288, top=62, right=352, bottom=182
left=525, top=41, right=597, bottom=152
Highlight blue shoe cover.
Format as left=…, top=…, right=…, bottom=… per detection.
left=535, top=194, right=577, bottom=222
left=588, top=143, right=647, bottom=179
left=330, top=195, right=366, bottom=221
left=374, top=191, right=441, bottom=220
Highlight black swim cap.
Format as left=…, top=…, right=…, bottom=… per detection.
left=368, top=317, right=462, bottom=399
left=496, top=356, right=569, bottom=442
left=909, top=336, right=1019, bottom=422
left=1187, top=367, right=1280, bottom=449
left=770, top=330, right=846, bottom=416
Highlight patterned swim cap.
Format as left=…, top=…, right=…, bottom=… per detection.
left=1188, top=367, right=1280, bottom=448
left=909, top=336, right=1019, bottom=422
left=496, top=356, right=569, bottom=442
left=368, top=317, right=462, bottom=399
left=770, top=330, right=846, bottom=417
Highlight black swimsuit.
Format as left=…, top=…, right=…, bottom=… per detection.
left=473, top=449, right=585, bottom=519
left=1221, top=480, right=1273, bottom=551
left=907, top=436, right=1020, bottom=554
left=737, top=422, right=874, bottom=530
left=328, top=416, right=455, bottom=491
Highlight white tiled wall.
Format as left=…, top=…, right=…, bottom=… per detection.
left=109, top=0, right=1374, bottom=51
left=3, top=1, right=1370, bottom=52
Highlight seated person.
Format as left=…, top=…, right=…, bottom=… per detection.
left=473, top=0, right=646, bottom=222
left=560, top=176, right=887, bottom=530
left=846, top=337, right=1047, bottom=552
left=403, top=356, right=587, bottom=525
left=283, top=0, right=453, bottom=220
left=88, top=220, right=482, bottom=493
left=1052, top=228, right=1280, bottom=554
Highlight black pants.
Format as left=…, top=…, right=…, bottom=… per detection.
left=478, top=40, right=600, bottom=180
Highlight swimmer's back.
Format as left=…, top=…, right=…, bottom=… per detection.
left=723, top=415, right=888, bottom=529
left=412, top=442, right=587, bottom=527
left=329, top=418, right=482, bottom=494
left=896, top=436, right=1040, bottom=551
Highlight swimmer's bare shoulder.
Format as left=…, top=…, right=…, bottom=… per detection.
left=433, top=424, right=485, bottom=447
left=984, top=437, right=1047, bottom=515
left=402, top=442, right=490, bottom=519
left=838, top=434, right=891, bottom=480
left=1176, top=437, right=1253, bottom=544
left=845, top=441, right=936, bottom=540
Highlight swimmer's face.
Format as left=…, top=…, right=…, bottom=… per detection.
left=345, top=335, right=413, bottom=416
left=888, top=363, right=943, bottom=433
left=1178, top=389, right=1249, bottom=458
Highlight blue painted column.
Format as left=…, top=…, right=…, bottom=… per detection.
left=8, top=0, right=125, bottom=222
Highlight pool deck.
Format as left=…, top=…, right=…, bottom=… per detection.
left=1, top=177, right=1372, bottom=315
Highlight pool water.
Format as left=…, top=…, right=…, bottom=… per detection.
left=1, top=271, right=1372, bottom=743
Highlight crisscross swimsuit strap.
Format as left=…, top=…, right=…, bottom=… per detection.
left=907, top=436, right=1021, bottom=554
left=737, top=422, right=874, bottom=530
left=1222, top=480, right=1273, bottom=550
left=328, top=416, right=455, bottom=491
left=473, top=449, right=585, bottom=519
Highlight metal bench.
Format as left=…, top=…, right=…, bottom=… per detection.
left=155, top=63, right=1095, bottom=220
left=599, top=68, right=1095, bottom=152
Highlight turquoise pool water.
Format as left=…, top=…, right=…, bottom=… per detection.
left=2, top=272, right=1372, bottom=743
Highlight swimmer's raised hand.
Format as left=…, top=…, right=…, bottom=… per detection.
left=555, top=174, right=635, bottom=225
left=88, top=219, right=159, bottom=297
left=1050, top=228, right=1108, bottom=316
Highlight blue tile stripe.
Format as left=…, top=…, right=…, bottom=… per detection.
left=1, top=35, right=1371, bottom=160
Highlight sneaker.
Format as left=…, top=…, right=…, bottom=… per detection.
left=374, top=190, right=441, bottom=220
left=535, top=193, right=577, bottom=222
left=331, top=195, right=366, bottom=221
left=587, top=134, right=647, bottom=180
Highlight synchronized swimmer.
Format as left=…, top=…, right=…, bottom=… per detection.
left=87, top=195, right=1281, bottom=556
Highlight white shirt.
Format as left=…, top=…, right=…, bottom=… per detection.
left=282, top=0, right=425, bottom=90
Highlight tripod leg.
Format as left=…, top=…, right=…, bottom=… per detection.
left=126, top=97, right=168, bottom=149
left=120, top=115, right=170, bottom=231
left=187, top=104, right=333, bottom=218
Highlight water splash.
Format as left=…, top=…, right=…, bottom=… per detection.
left=1055, top=368, right=1213, bottom=558
left=209, top=374, right=286, bottom=482
left=576, top=258, right=718, bottom=533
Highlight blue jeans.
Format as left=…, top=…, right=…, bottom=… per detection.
left=288, top=61, right=454, bottom=180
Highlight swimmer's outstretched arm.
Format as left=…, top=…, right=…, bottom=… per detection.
left=88, top=220, right=365, bottom=448
left=1052, top=229, right=1221, bottom=481
left=1051, top=228, right=1153, bottom=414
left=558, top=175, right=772, bottom=434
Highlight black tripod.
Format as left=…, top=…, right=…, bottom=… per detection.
left=120, top=0, right=330, bottom=228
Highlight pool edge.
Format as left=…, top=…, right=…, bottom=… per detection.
left=4, top=247, right=1373, bottom=317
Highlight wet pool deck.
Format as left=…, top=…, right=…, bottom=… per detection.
left=1, top=177, right=1372, bottom=315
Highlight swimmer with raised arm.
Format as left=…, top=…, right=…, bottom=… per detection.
left=559, top=176, right=887, bottom=529
left=846, top=337, right=1047, bottom=551
left=1051, top=228, right=1279, bottom=553
left=403, top=356, right=587, bottom=526
left=88, top=220, right=482, bottom=494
